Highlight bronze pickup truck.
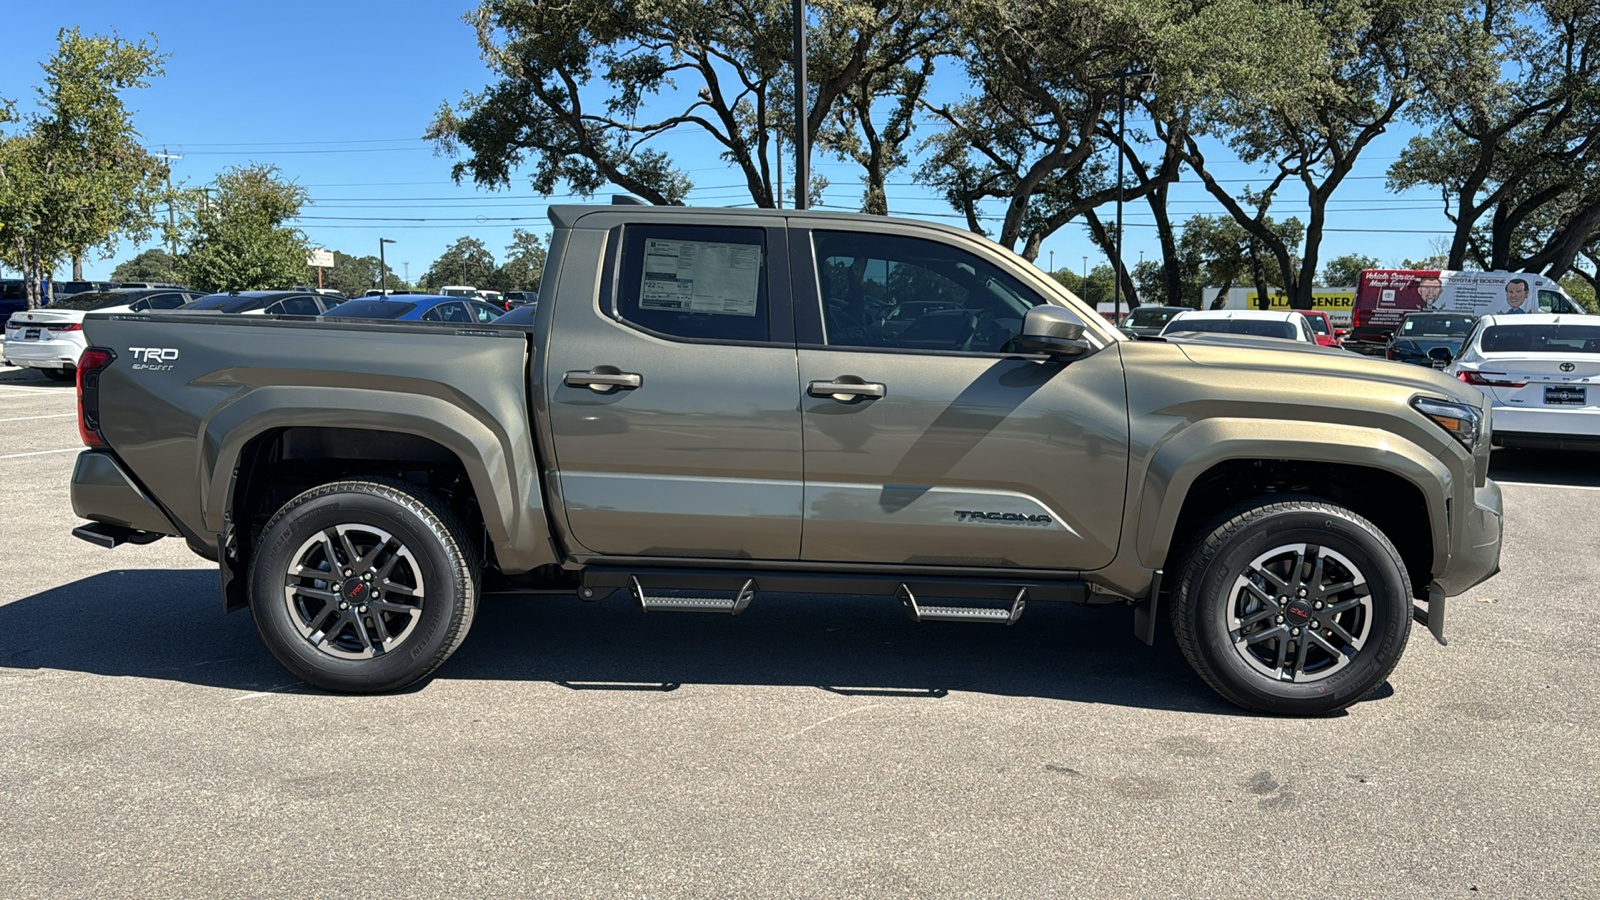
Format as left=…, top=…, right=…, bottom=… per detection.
left=68, top=205, right=1502, bottom=714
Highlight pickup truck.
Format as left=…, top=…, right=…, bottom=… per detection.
left=67, top=205, right=1504, bottom=715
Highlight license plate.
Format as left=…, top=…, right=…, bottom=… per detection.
left=1545, top=385, right=1587, bottom=406
left=23, top=328, right=40, bottom=340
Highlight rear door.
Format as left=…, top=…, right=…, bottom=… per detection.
left=791, top=223, right=1130, bottom=570
left=542, top=212, right=803, bottom=560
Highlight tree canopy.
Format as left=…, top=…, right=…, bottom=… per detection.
left=178, top=164, right=310, bottom=292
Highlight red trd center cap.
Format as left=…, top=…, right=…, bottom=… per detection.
left=343, top=579, right=370, bottom=603
left=1285, top=601, right=1313, bottom=623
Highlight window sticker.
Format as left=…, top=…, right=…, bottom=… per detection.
left=640, top=239, right=760, bottom=317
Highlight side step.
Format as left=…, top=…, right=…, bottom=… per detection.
left=629, top=576, right=756, bottom=615
left=898, top=584, right=1026, bottom=625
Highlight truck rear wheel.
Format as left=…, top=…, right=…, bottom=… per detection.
left=247, top=478, right=478, bottom=693
left=1171, top=498, right=1411, bottom=715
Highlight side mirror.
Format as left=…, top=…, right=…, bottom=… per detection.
left=1020, top=306, right=1094, bottom=358
left=1427, top=346, right=1454, bottom=363
left=1335, top=329, right=1349, bottom=338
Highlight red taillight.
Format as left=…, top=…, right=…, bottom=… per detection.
left=76, top=347, right=115, bottom=448
left=48, top=323, right=83, bottom=332
left=1386, top=348, right=1397, bottom=359
left=1458, top=370, right=1525, bottom=388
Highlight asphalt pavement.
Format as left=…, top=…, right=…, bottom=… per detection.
left=1, top=362, right=1597, bottom=898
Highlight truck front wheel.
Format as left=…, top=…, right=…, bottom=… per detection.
left=1171, top=498, right=1411, bottom=715
left=247, top=478, right=479, bottom=693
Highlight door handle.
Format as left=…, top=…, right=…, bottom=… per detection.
left=808, top=379, right=886, bottom=401
left=565, top=369, right=643, bottom=392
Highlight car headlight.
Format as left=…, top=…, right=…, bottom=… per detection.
left=1412, top=396, right=1481, bottom=449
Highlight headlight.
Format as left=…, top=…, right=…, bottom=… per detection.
left=1412, top=396, right=1481, bottom=449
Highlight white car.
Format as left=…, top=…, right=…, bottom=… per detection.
left=1447, top=313, right=1600, bottom=450
left=3, top=288, right=200, bottom=380
left=1159, top=309, right=1318, bottom=344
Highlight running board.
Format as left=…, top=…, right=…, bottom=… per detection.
left=630, top=576, right=756, bottom=615
left=898, top=584, right=1026, bottom=625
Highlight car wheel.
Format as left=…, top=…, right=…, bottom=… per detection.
left=40, top=366, right=74, bottom=382
left=248, top=478, right=478, bottom=693
left=1171, top=497, right=1411, bottom=715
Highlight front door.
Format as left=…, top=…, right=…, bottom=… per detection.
left=793, top=225, right=1130, bottom=570
left=543, top=215, right=803, bottom=560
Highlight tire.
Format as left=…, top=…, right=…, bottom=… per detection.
left=1171, top=497, right=1412, bottom=716
left=247, top=478, right=479, bottom=693
left=39, top=366, right=74, bottom=382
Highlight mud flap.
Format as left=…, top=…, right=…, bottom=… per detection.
left=1412, top=581, right=1447, bottom=646
left=1133, top=569, right=1163, bottom=646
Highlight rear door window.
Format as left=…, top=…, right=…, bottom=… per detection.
left=614, top=225, right=769, bottom=343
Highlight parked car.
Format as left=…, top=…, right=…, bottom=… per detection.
left=1386, top=312, right=1476, bottom=367
left=0, top=279, right=26, bottom=327
left=115, top=281, right=185, bottom=290
left=68, top=203, right=1502, bottom=715
left=1348, top=268, right=1586, bottom=353
left=491, top=304, right=536, bottom=325
left=3, top=288, right=203, bottom=380
left=49, top=280, right=120, bottom=299
left=180, top=291, right=342, bottom=316
left=1119, top=305, right=1189, bottom=339
left=1447, top=313, right=1600, bottom=450
left=1297, top=310, right=1345, bottom=347
left=1160, top=309, right=1318, bottom=343
left=437, top=285, right=479, bottom=298
left=322, top=294, right=504, bottom=324
left=503, top=290, right=537, bottom=310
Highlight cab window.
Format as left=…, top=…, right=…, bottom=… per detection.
left=614, top=224, right=769, bottom=343
left=812, top=231, right=1051, bottom=353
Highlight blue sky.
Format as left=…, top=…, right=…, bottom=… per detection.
left=1, top=0, right=1455, bottom=287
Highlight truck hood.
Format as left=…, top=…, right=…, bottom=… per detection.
left=1165, top=333, right=1484, bottom=408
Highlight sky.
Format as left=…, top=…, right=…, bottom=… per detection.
left=0, top=0, right=1457, bottom=288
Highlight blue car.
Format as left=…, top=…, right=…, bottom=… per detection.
left=321, top=294, right=504, bottom=324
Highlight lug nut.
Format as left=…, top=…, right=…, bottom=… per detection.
left=332, top=584, right=341, bottom=593
left=1313, top=601, right=1323, bottom=610
left=363, top=572, right=372, bottom=581
left=1310, top=620, right=1320, bottom=629
left=1276, top=615, right=1285, bottom=624
left=339, top=602, right=349, bottom=610
left=358, top=605, right=368, bottom=613
left=1291, top=627, right=1301, bottom=636
left=343, top=569, right=353, bottom=577
left=1299, top=589, right=1308, bottom=597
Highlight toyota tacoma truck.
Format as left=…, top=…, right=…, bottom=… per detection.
left=66, top=205, right=1503, bottom=715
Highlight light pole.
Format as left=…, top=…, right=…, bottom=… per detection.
left=1092, top=66, right=1151, bottom=324
left=379, top=238, right=396, bottom=296
left=793, top=0, right=809, bottom=211
left=1049, top=250, right=1054, bottom=273
left=1082, top=256, right=1088, bottom=297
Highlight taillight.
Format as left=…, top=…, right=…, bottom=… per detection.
left=1386, top=348, right=1397, bottom=359
left=76, top=347, right=115, bottom=448
left=1353, top=307, right=1367, bottom=328
left=1458, top=370, right=1526, bottom=388
left=48, top=323, right=83, bottom=332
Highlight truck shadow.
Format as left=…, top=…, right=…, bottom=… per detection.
left=1489, top=448, right=1600, bottom=487
left=0, top=569, right=1382, bottom=716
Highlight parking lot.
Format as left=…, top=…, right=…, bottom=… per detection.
left=1, top=362, right=1597, bottom=899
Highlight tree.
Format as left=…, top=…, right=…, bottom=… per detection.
left=110, top=248, right=176, bottom=282
left=0, top=28, right=168, bottom=309
left=1176, top=0, right=1482, bottom=309
left=316, top=251, right=404, bottom=297
left=495, top=229, right=546, bottom=291
left=425, top=0, right=949, bottom=211
left=1319, top=253, right=1379, bottom=287
left=178, top=164, right=310, bottom=292
left=1388, top=0, right=1600, bottom=275
left=421, top=236, right=497, bottom=289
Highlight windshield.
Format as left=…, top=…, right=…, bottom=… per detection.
left=1168, top=319, right=1299, bottom=340
left=1302, top=314, right=1330, bottom=335
left=47, top=291, right=134, bottom=311
left=324, top=300, right=417, bottom=319
left=186, top=294, right=259, bottom=313
left=1401, top=315, right=1474, bottom=338
left=1480, top=323, right=1600, bottom=354
left=1127, top=307, right=1179, bottom=327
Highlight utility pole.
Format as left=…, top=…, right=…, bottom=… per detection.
left=403, top=262, right=410, bottom=286
left=775, top=132, right=783, bottom=210
left=155, top=148, right=182, bottom=262
left=1049, top=250, right=1054, bottom=273
left=793, top=0, right=808, bottom=211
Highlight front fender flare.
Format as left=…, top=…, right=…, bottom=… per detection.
left=1135, top=418, right=1452, bottom=574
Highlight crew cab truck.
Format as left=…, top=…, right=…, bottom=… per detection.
left=68, top=205, right=1503, bottom=716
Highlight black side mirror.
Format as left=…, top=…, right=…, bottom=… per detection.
left=1020, top=306, right=1094, bottom=358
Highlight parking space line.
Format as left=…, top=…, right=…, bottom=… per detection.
left=1496, top=481, right=1600, bottom=492
left=0, top=413, right=76, bottom=422
left=0, top=447, right=80, bottom=459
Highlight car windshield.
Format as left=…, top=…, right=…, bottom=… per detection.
left=1480, top=323, right=1600, bottom=354
left=1401, top=315, right=1474, bottom=338
left=1127, top=307, right=1179, bottom=327
left=46, top=291, right=135, bottom=311
left=186, top=294, right=259, bottom=313
left=1302, top=315, right=1330, bottom=335
left=324, top=300, right=417, bottom=319
left=1169, top=319, right=1298, bottom=339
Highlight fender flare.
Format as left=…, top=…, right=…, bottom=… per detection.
left=1135, top=417, right=1452, bottom=574
left=198, top=385, right=551, bottom=573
